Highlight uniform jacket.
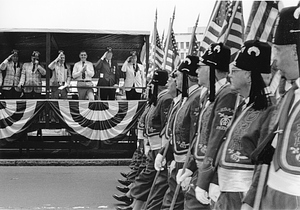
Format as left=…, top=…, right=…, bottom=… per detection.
left=19, top=62, right=46, bottom=93
left=196, top=84, right=238, bottom=191
left=145, top=90, right=173, bottom=137
left=0, top=59, right=22, bottom=91
left=96, top=59, right=120, bottom=87
left=172, top=85, right=202, bottom=155
left=219, top=105, right=269, bottom=170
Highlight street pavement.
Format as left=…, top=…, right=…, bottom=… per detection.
left=0, top=166, right=131, bottom=210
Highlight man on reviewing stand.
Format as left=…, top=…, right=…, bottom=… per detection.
left=72, top=50, right=95, bottom=100
left=95, top=47, right=120, bottom=100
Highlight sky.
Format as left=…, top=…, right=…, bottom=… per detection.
left=0, top=0, right=299, bottom=35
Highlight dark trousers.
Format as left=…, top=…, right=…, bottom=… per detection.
left=99, top=88, right=116, bottom=100
left=126, top=89, right=141, bottom=100
left=214, top=192, right=244, bottom=210
left=131, top=149, right=160, bottom=201
left=261, top=186, right=300, bottom=210
left=2, top=88, right=22, bottom=99
left=184, top=170, right=210, bottom=210
left=161, top=162, right=185, bottom=210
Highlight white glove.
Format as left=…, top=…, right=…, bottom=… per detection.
left=154, top=153, right=166, bottom=171
left=181, top=176, right=192, bottom=191
left=241, top=203, right=253, bottom=210
left=208, top=183, right=221, bottom=202
left=176, top=168, right=193, bottom=184
left=195, top=186, right=210, bottom=205
left=144, top=144, right=150, bottom=156
left=169, top=160, right=176, bottom=174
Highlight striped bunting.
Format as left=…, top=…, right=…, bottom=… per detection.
left=0, top=100, right=146, bottom=142
left=0, top=100, right=44, bottom=140
left=55, top=100, right=146, bottom=141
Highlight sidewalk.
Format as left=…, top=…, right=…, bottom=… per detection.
left=0, top=158, right=131, bottom=166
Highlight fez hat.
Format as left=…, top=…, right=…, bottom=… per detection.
left=177, top=55, right=200, bottom=77
left=233, top=40, right=271, bottom=74
left=235, top=40, right=272, bottom=110
left=177, top=55, right=200, bottom=99
left=274, top=6, right=300, bottom=45
left=151, top=69, right=169, bottom=86
left=200, top=42, right=231, bottom=72
left=200, top=43, right=230, bottom=102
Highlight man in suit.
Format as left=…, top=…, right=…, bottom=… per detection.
left=95, top=47, right=120, bottom=100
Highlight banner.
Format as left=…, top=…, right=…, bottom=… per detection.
left=0, top=100, right=147, bottom=142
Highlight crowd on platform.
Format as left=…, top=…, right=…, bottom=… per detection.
left=0, top=48, right=146, bottom=100
left=112, top=6, right=300, bottom=210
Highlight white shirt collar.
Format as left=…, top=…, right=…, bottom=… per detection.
left=215, top=78, right=228, bottom=93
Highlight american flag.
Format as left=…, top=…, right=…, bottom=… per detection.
left=245, top=1, right=281, bottom=42
left=150, top=29, right=164, bottom=69
left=199, top=0, right=230, bottom=55
left=164, top=29, right=180, bottom=72
left=188, top=15, right=200, bottom=56
left=218, top=0, right=245, bottom=62
left=149, top=11, right=164, bottom=70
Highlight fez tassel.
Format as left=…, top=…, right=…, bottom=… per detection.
left=253, top=164, right=269, bottom=210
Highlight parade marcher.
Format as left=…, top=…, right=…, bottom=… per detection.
left=48, top=50, right=71, bottom=99
left=114, top=69, right=171, bottom=210
left=205, top=40, right=272, bottom=210
left=0, top=49, right=23, bottom=99
left=242, top=6, right=300, bottom=210
left=130, top=69, right=171, bottom=210
left=176, top=43, right=236, bottom=210
left=121, top=51, right=146, bottom=100
left=18, top=51, right=46, bottom=99
left=155, top=55, right=202, bottom=210
left=72, top=50, right=95, bottom=100
left=95, top=47, right=120, bottom=100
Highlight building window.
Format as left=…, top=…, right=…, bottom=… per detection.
left=186, top=42, right=189, bottom=49
left=180, top=52, right=185, bottom=59
left=180, top=42, right=184, bottom=49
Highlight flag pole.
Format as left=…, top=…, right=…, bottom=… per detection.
left=162, top=7, right=175, bottom=70
left=153, top=9, right=158, bottom=69
left=188, top=14, right=199, bottom=55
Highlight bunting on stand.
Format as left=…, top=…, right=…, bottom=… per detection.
left=0, top=100, right=147, bottom=142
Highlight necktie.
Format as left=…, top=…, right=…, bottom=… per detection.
left=82, top=62, right=85, bottom=79
left=32, top=62, right=35, bottom=72
left=133, top=64, right=136, bottom=76
left=14, top=63, right=17, bottom=74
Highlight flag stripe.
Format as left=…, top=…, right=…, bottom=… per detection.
left=245, top=1, right=279, bottom=42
